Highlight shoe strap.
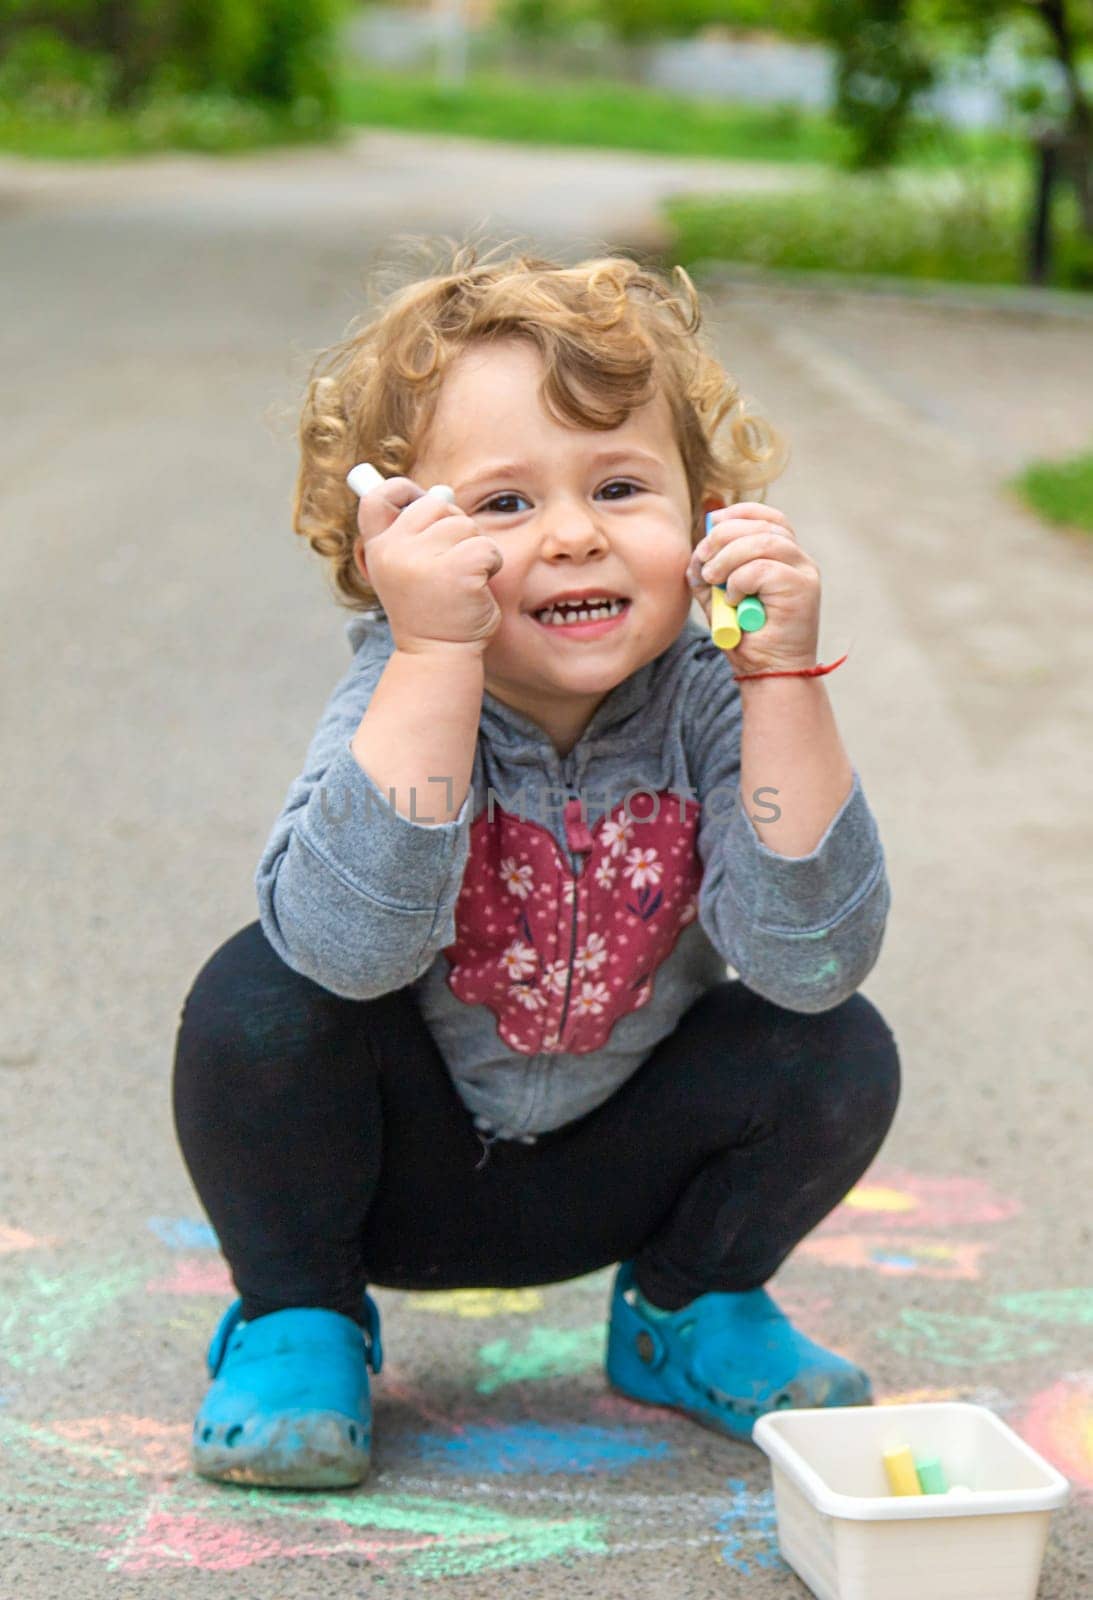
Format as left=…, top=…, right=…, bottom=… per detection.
left=362, top=1289, right=383, bottom=1375
left=206, top=1299, right=245, bottom=1378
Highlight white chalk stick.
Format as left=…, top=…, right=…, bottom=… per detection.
left=346, top=461, right=455, bottom=505
left=346, top=462, right=384, bottom=498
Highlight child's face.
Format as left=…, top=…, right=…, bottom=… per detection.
left=410, top=337, right=702, bottom=756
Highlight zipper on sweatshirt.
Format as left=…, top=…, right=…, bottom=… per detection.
left=557, top=795, right=595, bottom=1042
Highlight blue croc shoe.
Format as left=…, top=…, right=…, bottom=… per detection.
left=605, top=1260, right=871, bottom=1445
left=191, top=1294, right=383, bottom=1488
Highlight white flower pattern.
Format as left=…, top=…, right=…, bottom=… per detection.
left=593, top=859, right=617, bottom=890
left=573, top=931, right=608, bottom=975
left=498, top=939, right=537, bottom=980
left=601, top=816, right=634, bottom=858
left=572, top=981, right=611, bottom=1016
left=624, top=846, right=662, bottom=888
left=499, top=857, right=534, bottom=899
left=510, top=984, right=544, bottom=1011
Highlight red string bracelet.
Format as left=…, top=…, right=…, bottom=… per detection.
left=733, top=650, right=850, bottom=683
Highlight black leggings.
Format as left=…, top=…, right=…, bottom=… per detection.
left=172, top=920, right=901, bottom=1319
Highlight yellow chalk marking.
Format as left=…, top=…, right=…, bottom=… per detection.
left=406, top=1288, right=544, bottom=1318
left=844, top=1185, right=918, bottom=1213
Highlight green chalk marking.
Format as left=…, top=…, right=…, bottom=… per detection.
left=914, top=1456, right=948, bottom=1494
left=475, top=1324, right=606, bottom=1394
left=876, top=1309, right=1058, bottom=1367
left=188, top=1484, right=608, bottom=1577
left=994, top=1288, right=1093, bottom=1326
left=0, top=1261, right=145, bottom=1374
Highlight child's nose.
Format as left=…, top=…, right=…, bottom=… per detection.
left=538, top=500, right=609, bottom=554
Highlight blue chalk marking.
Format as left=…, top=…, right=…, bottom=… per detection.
left=146, top=1217, right=218, bottom=1251
left=410, top=1421, right=672, bottom=1476
left=870, top=1249, right=919, bottom=1272
left=715, top=1478, right=785, bottom=1576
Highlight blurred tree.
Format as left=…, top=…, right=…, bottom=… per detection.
left=813, top=0, right=936, bottom=165
left=499, top=0, right=817, bottom=41
left=0, top=0, right=346, bottom=116
left=937, top=0, right=1092, bottom=233
left=815, top=0, right=1091, bottom=276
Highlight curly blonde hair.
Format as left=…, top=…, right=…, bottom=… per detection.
left=293, top=235, right=787, bottom=613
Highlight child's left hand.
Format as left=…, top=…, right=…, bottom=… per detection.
left=687, top=503, right=821, bottom=674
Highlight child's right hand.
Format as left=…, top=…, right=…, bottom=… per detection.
left=353, top=477, right=505, bottom=657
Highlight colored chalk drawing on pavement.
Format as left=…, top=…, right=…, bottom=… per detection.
left=876, top=1309, right=1059, bottom=1367
left=819, top=1170, right=1021, bottom=1232
left=994, top=1289, right=1093, bottom=1327
left=798, top=1168, right=1021, bottom=1280
left=406, top=1288, right=545, bottom=1317
left=800, top=1234, right=988, bottom=1280
left=0, top=1260, right=146, bottom=1375
left=395, top=1475, right=772, bottom=1566
left=475, top=1324, right=606, bottom=1394
left=146, top=1258, right=233, bottom=1296
left=147, top=1217, right=219, bottom=1251
left=0, top=1413, right=609, bottom=1577
left=1020, top=1375, right=1093, bottom=1494
left=408, top=1420, right=671, bottom=1476
left=715, top=1479, right=784, bottom=1576
left=0, top=1225, right=59, bottom=1254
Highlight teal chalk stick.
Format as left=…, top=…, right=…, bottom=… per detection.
left=915, top=1456, right=948, bottom=1494
left=736, top=596, right=766, bottom=631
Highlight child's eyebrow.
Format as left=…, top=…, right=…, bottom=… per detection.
left=455, top=449, right=665, bottom=494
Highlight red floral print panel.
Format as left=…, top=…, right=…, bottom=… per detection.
left=442, top=792, right=701, bottom=1055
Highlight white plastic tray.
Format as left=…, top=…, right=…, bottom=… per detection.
left=753, top=1401, right=1070, bottom=1600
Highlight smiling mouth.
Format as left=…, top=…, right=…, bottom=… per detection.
left=530, top=598, right=632, bottom=630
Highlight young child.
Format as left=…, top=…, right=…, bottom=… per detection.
left=172, top=239, right=900, bottom=1489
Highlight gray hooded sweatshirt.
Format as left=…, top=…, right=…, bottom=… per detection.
left=256, top=612, right=890, bottom=1144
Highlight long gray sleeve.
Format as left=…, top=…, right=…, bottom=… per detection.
left=255, top=628, right=473, bottom=999
left=684, top=641, right=891, bottom=1014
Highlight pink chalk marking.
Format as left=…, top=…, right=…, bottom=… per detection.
left=145, top=1258, right=233, bottom=1296
left=817, top=1169, right=1020, bottom=1233
left=52, top=1415, right=191, bottom=1479
left=590, top=1392, right=679, bottom=1425
left=799, top=1234, right=988, bottom=1280
left=0, top=1224, right=58, bottom=1253
left=98, top=1510, right=443, bottom=1574
left=1020, top=1377, right=1093, bottom=1494
left=378, top=1370, right=472, bottom=1433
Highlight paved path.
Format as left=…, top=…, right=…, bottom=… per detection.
left=2, top=130, right=1091, bottom=1596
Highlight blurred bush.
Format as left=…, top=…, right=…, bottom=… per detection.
left=664, top=169, right=1089, bottom=289
left=1015, top=450, right=1093, bottom=532
left=0, top=0, right=345, bottom=128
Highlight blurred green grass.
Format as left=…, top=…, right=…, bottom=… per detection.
left=0, top=91, right=334, bottom=157
left=663, top=177, right=1093, bottom=291
left=1014, top=452, right=1093, bottom=534
left=1, top=63, right=1023, bottom=172
left=336, top=67, right=1022, bottom=173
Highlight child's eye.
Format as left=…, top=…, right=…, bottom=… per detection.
left=598, top=480, right=642, bottom=499
left=481, top=493, right=529, bottom=514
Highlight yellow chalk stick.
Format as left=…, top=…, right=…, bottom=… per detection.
left=884, top=1445, right=924, bottom=1496
left=710, top=585, right=741, bottom=650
